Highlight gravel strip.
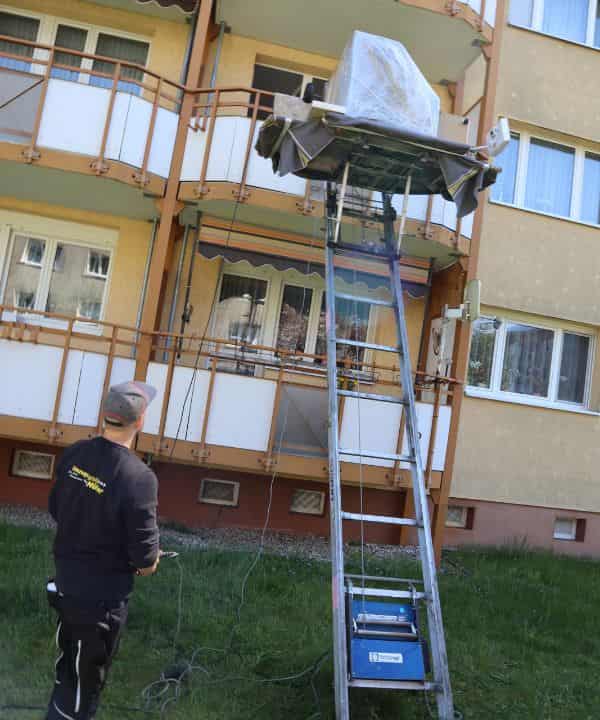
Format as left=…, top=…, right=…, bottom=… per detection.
left=0, top=503, right=419, bottom=563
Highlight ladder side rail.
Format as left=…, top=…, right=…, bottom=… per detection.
left=382, top=193, right=455, bottom=720
left=325, top=184, right=350, bottom=720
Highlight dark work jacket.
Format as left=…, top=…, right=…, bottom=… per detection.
left=49, top=436, right=159, bottom=605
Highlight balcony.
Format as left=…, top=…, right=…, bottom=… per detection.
left=0, top=305, right=457, bottom=491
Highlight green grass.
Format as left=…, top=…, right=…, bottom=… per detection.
left=1, top=522, right=599, bottom=719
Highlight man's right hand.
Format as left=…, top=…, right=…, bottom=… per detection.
left=136, top=555, right=160, bottom=576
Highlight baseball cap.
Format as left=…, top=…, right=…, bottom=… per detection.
left=102, top=381, right=157, bottom=427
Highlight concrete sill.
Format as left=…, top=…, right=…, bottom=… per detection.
left=465, top=387, right=600, bottom=417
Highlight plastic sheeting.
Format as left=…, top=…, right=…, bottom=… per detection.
left=326, top=31, right=440, bottom=136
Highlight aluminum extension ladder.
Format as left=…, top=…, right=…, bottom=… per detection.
left=324, top=184, right=454, bottom=719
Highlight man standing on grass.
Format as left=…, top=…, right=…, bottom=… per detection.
left=46, top=381, right=160, bottom=720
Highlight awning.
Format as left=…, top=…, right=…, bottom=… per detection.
left=136, top=0, right=197, bottom=12
left=256, top=114, right=499, bottom=218
left=198, top=243, right=428, bottom=298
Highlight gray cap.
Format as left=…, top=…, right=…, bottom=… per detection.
left=102, top=381, right=157, bottom=427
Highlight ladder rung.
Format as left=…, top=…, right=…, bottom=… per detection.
left=339, top=449, right=415, bottom=463
left=335, top=337, right=400, bottom=353
left=341, top=512, right=417, bottom=527
left=348, top=586, right=428, bottom=601
left=337, top=389, right=407, bottom=405
left=335, top=291, right=395, bottom=308
left=332, top=241, right=391, bottom=259
left=349, top=679, right=437, bottom=692
left=346, top=574, right=424, bottom=585
left=354, top=629, right=418, bottom=640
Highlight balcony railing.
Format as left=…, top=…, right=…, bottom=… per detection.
left=0, top=305, right=457, bottom=487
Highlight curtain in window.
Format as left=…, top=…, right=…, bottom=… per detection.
left=314, top=295, right=370, bottom=364
left=491, top=134, right=519, bottom=204
left=52, top=25, right=87, bottom=82
left=543, top=0, right=588, bottom=43
left=581, top=153, right=600, bottom=225
left=558, top=333, right=589, bottom=403
left=91, top=34, right=149, bottom=96
left=276, top=285, right=313, bottom=353
left=525, top=139, right=574, bottom=216
left=509, top=0, right=534, bottom=26
left=0, top=12, right=39, bottom=73
left=501, top=323, right=554, bottom=397
left=468, top=318, right=497, bottom=388
left=212, top=275, right=268, bottom=346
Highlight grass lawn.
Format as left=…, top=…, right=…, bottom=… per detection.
left=1, top=522, right=599, bottom=719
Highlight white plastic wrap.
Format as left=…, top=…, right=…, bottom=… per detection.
left=326, top=31, right=440, bottom=136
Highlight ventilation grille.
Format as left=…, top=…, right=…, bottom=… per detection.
left=199, top=478, right=239, bottom=506
left=290, top=489, right=325, bottom=516
left=12, top=450, right=55, bottom=480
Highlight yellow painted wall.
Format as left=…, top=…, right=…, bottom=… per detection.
left=2, top=0, right=189, bottom=85
left=0, top=196, right=151, bottom=328
left=453, top=396, right=600, bottom=512
left=496, top=25, right=600, bottom=143
left=462, top=54, right=485, bottom=113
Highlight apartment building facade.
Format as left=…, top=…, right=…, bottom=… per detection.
left=447, top=0, right=600, bottom=555
left=0, top=0, right=503, bottom=559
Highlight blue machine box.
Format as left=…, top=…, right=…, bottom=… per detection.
left=348, top=599, right=426, bottom=682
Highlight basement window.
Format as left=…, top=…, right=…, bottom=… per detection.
left=12, top=450, right=55, bottom=480
left=445, top=505, right=475, bottom=529
left=198, top=478, right=240, bottom=507
left=290, top=489, right=325, bottom=516
left=554, top=517, right=586, bottom=542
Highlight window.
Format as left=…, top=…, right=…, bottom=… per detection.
left=509, top=0, right=600, bottom=48
left=581, top=152, right=600, bottom=225
left=198, top=478, right=240, bottom=506
left=445, top=506, right=474, bottom=529
left=86, top=250, right=110, bottom=278
left=212, top=274, right=268, bottom=346
left=1, top=232, right=111, bottom=323
left=468, top=317, right=593, bottom=407
left=315, top=295, right=371, bottom=363
left=12, top=449, right=55, bottom=480
left=276, top=284, right=313, bottom=353
left=0, top=11, right=39, bottom=72
left=290, top=489, right=326, bottom=515
left=52, top=24, right=87, bottom=81
left=524, top=139, right=574, bottom=217
left=490, top=133, right=519, bottom=204
left=250, top=63, right=328, bottom=120
left=553, top=517, right=585, bottom=541
left=91, top=33, right=149, bottom=95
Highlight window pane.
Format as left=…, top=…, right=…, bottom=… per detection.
left=595, top=0, right=600, bottom=47
left=46, top=244, right=109, bottom=321
left=543, top=0, right=588, bottom=44
left=91, top=34, right=149, bottom=95
left=501, top=323, right=554, bottom=397
left=276, top=285, right=313, bottom=353
left=509, top=0, right=533, bottom=26
left=490, top=134, right=519, bottom=204
left=250, top=64, right=303, bottom=120
left=212, top=274, right=268, bottom=345
left=52, top=25, right=87, bottom=81
left=525, top=139, right=574, bottom=216
left=0, top=12, right=39, bottom=72
left=311, top=77, right=327, bottom=102
left=554, top=518, right=576, bottom=540
left=468, top=318, right=497, bottom=388
left=558, top=333, right=590, bottom=404
left=581, top=153, right=600, bottom=225
left=314, top=295, right=370, bottom=364
left=1, top=235, right=45, bottom=310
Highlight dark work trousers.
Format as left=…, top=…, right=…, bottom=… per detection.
left=46, top=594, right=128, bottom=720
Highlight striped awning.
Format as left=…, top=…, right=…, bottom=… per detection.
left=136, top=0, right=198, bottom=12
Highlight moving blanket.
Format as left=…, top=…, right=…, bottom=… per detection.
left=256, top=114, right=499, bottom=218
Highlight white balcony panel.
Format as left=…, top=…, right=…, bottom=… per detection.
left=244, top=123, right=306, bottom=195
left=180, top=118, right=237, bottom=182
left=109, top=357, right=136, bottom=386
left=106, top=93, right=150, bottom=169
left=400, top=403, right=434, bottom=469
left=38, top=79, right=109, bottom=157
left=0, top=340, right=62, bottom=421
left=147, top=107, right=178, bottom=178
left=431, top=405, right=452, bottom=471
left=163, top=367, right=211, bottom=443
left=484, top=0, right=496, bottom=26
left=143, top=362, right=168, bottom=435
left=461, top=211, right=474, bottom=239
left=206, top=373, right=277, bottom=452
left=340, top=397, right=403, bottom=468
left=57, top=351, right=107, bottom=427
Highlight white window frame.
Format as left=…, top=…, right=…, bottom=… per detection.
left=0, top=4, right=152, bottom=82
left=553, top=517, right=577, bottom=541
left=20, top=236, right=45, bottom=267
left=491, top=129, right=600, bottom=231
left=0, top=211, right=117, bottom=333
left=85, top=249, right=110, bottom=279
left=445, top=505, right=469, bottom=528
left=510, top=0, right=599, bottom=49
left=467, top=315, right=595, bottom=410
